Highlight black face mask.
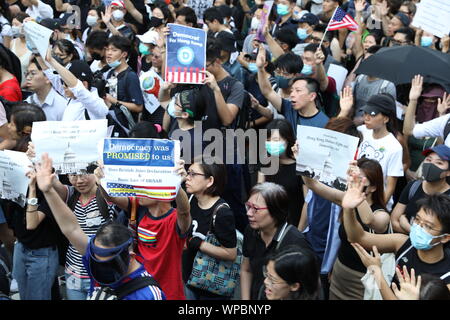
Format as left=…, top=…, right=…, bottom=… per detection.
left=52, top=54, right=66, bottom=66
left=149, top=17, right=164, bottom=28
left=91, top=52, right=103, bottom=61
left=422, top=162, right=446, bottom=182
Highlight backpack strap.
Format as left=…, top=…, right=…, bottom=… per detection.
left=408, top=180, right=422, bottom=202
left=443, top=117, right=450, bottom=142
left=209, top=202, right=230, bottom=231
left=95, top=188, right=111, bottom=222
left=395, top=244, right=414, bottom=265
left=275, top=223, right=292, bottom=251
left=67, top=188, right=81, bottom=211
left=114, top=276, right=161, bottom=300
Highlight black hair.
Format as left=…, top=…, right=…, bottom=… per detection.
left=248, top=182, right=289, bottom=227
left=95, top=222, right=132, bottom=247
left=192, top=157, right=227, bottom=196
left=107, top=35, right=132, bottom=54
left=395, top=27, right=415, bottom=43
left=129, top=121, right=167, bottom=139
left=291, top=76, right=320, bottom=95
left=11, top=12, right=29, bottom=23
left=312, top=24, right=332, bottom=42
left=10, top=103, right=46, bottom=152
left=274, top=28, right=299, bottom=51
left=266, top=119, right=296, bottom=160
left=86, top=30, right=109, bottom=50
left=176, top=6, right=198, bottom=28
left=53, top=39, right=80, bottom=61
left=206, top=39, right=222, bottom=62
left=203, top=7, right=224, bottom=24
left=416, top=194, right=450, bottom=234
left=304, top=43, right=328, bottom=62
left=378, top=92, right=400, bottom=137
left=419, top=274, right=450, bottom=300
left=153, top=1, right=174, bottom=23
left=366, top=45, right=382, bottom=54
left=363, top=32, right=382, bottom=45
left=274, top=52, right=303, bottom=75
left=267, top=245, right=320, bottom=300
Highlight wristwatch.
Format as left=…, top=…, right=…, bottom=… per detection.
left=27, top=198, right=38, bottom=206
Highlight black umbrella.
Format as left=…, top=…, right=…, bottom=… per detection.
left=355, top=45, right=450, bottom=92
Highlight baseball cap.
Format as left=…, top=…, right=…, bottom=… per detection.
left=111, top=0, right=125, bottom=8
left=136, top=30, right=159, bottom=45
left=68, top=60, right=93, bottom=86
left=296, top=13, right=319, bottom=26
left=179, top=88, right=204, bottom=121
left=362, top=94, right=396, bottom=116
left=422, top=144, right=450, bottom=161
left=39, top=18, right=62, bottom=31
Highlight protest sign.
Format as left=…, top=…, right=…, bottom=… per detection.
left=256, top=1, right=274, bottom=42
left=411, top=0, right=450, bottom=38
left=140, top=69, right=164, bottom=115
left=0, top=150, right=32, bottom=207
left=165, top=23, right=207, bottom=84
left=31, top=119, right=108, bottom=174
left=23, top=21, right=53, bottom=57
left=296, top=125, right=359, bottom=191
left=101, top=138, right=181, bottom=201
left=327, top=64, right=348, bottom=93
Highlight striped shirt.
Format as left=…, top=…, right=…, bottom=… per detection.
left=65, top=187, right=115, bottom=278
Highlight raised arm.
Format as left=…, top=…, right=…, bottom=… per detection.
left=174, top=161, right=191, bottom=235
left=35, top=153, right=88, bottom=255
left=93, top=165, right=129, bottom=211
left=314, top=48, right=329, bottom=92
left=337, top=86, right=354, bottom=118
left=256, top=44, right=282, bottom=112
left=403, top=75, right=423, bottom=136
left=25, top=169, right=46, bottom=230
left=353, top=0, right=367, bottom=60
left=123, top=0, right=144, bottom=24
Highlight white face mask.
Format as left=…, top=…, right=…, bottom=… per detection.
left=112, top=10, right=125, bottom=21
left=11, top=26, right=21, bottom=37
left=86, top=15, right=98, bottom=27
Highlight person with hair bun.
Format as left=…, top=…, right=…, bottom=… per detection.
left=240, top=182, right=312, bottom=300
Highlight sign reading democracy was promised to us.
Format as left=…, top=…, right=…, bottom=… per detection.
left=165, top=23, right=207, bottom=84
left=101, top=138, right=181, bottom=201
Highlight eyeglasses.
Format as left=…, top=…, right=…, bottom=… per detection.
left=411, top=216, right=441, bottom=234
left=186, top=170, right=208, bottom=178
left=263, top=267, right=286, bottom=286
left=25, top=70, right=39, bottom=79
left=245, top=202, right=268, bottom=213
left=391, top=39, right=411, bottom=46
left=68, top=173, right=90, bottom=181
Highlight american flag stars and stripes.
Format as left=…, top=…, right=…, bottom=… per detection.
left=107, top=182, right=178, bottom=201
left=165, top=66, right=206, bottom=84
left=328, top=8, right=359, bottom=31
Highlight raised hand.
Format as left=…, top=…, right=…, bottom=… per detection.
left=355, top=0, right=366, bottom=13
left=351, top=243, right=382, bottom=269
left=342, top=172, right=367, bottom=209
left=202, top=70, right=219, bottom=91
left=437, top=92, right=450, bottom=116
left=101, top=6, right=112, bottom=25
left=35, top=153, right=57, bottom=193
left=314, top=47, right=326, bottom=65
left=409, top=75, right=423, bottom=101
left=174, top=160, right=187, bottom=182
left=391, top=266, right=421, bottom=300
left=339, top=86, right=354, bottom=115
left=255, top=43, right=266, bottom=69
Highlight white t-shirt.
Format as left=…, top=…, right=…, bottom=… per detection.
left=413, top=114, right=450, bottom=147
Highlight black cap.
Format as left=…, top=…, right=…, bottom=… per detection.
left=39, top=18, right=62, bottom=31
left=68, top=60, right=93, bottom=85
left=362, top=94, right=395, bottom=116
left=215, top=31, right=237, bottom=53
left=296, top=13, right=319, bottom=26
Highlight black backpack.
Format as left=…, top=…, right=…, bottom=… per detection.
left=88, top=276, right=161, bottom=300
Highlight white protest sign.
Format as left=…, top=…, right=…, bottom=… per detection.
left=31, top=119, right=108, bottom=174
left=0, top=150, right=32, bottom=207
left=411, top=0, right=450, bottom=38
left=23, top=21, right=54, bottom=58
left=101, top=138, right=181, bottom=201
left=327, top=64, right=348, bottom=93
left=296, top=125, right=359, bottom=191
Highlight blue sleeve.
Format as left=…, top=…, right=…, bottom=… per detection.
left=125, top=72, right=144, bottom=105
left=123, top=285, right=166, bottom=300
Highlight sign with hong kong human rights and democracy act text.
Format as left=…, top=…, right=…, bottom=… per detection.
left=101, top=138, right=181, bottom=201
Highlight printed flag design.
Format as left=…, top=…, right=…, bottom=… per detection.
left=137, top=226, right=157, bottom=248
left=107, top=182, right=177, bottom=201
left=328, top=8, right=358, bottom=31
left=165, top=66, right=206, bottom=84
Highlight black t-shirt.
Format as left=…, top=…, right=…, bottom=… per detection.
left=338, top=204, right=387, bottom=273
left=3, top=195, right=62, bottom=250
left=243, top=223, right=312, bottom=300
left=182, top=197, right=237, bottom=296
left=396, top=239, right=450, bottom=285
left=399, top=180, right=450, bottom=221
left=264, top=162, right=305, bottom=227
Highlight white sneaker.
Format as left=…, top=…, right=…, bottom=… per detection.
left=10, top=279, right=18, bottom=293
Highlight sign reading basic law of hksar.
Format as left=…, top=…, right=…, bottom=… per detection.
left=165, top=23, right=207, bottom=84
left=101, top=138, right=181, bottom=201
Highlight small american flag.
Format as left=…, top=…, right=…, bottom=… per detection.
left=328, top=8, right=358, bottom=31
left=107, top=182, right=177, bottom=201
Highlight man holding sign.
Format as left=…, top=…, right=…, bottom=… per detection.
left=96, top=138, right=191, bottom=300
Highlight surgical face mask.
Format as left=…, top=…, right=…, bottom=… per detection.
left=275, top=75, right=291, bottom=89
left=108, top=59, right=122, bottom=69
left=248, top=62, right=258, bottom=74
left=149, top=16, right=164, bottom=28
left=297, top=27, right=309, bottom=40
left=277, top=4, right=290, bottom=16
left=421, top=36, right=433, bottom=47
left=265, top=141, right=287, bottom=156
left=422, top=162, right=446, bottom=183
left=251, top=17, right=260, bottom=30
left=11, top=26, right=21, bottom=37
left=167, top=97, right=180, bottom=118
left=86, top=15, right=98, bottom=27
left=409, top=223, right=446, bottom=251
left=89, top=237, right=133, bottom=287
left=139, top=43, right=152, bottom=56
left=112, top=10, right=125, bottom=21
left=301, top=64, right=314, bottom=75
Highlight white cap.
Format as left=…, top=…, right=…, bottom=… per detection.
left=136, top=30, right=159, bottom=45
